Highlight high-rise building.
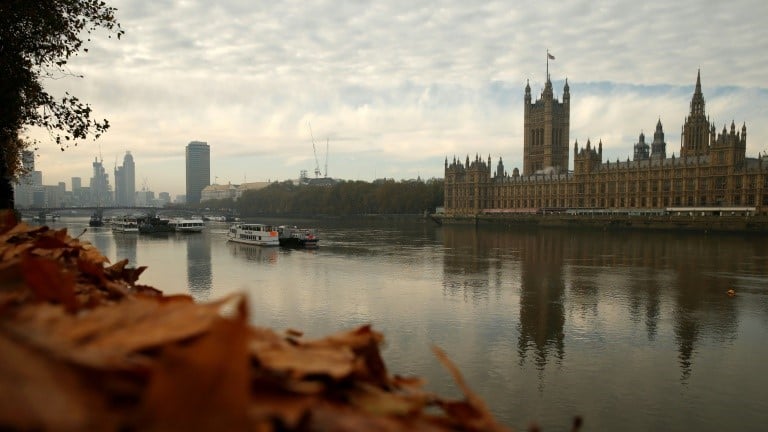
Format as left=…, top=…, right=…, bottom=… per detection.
left=71, top=177, right=84, bottom=207
left=185, top=141, right=210, bottom=204
left=114, top=151, right=136, bottom=206
left=90, top=157, right=111, bottom=206
left=13, top=150, right=37, bottom=207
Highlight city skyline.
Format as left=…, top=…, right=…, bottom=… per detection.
left=22, top=0, right=768, bottom=197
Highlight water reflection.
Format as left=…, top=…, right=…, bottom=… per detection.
left=88, top=227, right=112, bottom=261
left=440, top=226, right=757, bottom=378
left=227, top=243, right=279, bottom=264
left=517, top=231, right=565, bottom=370
left=112, top=232, right=137, bottom=265
left=186, top=234, right=212, bottom=301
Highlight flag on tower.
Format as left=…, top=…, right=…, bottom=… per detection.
left=548, top=53, right=555, bottom=60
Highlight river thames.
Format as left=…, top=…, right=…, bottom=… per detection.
left=45, top=216, right=768, bottom=431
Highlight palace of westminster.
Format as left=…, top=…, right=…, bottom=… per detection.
left=444, top=69, right=768, bottom=216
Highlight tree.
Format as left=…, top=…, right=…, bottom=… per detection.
left=0, top=0, right=123, bottom=209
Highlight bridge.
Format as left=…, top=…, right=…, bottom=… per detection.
left=18, top=206, right=204, bottom=220
left=23, top=206, right=162, bottom=213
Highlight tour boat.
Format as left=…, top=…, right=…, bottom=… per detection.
left=112, top=216, right=139, bottom=233
left=169, top=218, right=205, bottom=233
left=227, top=223, right=280, bottom=246
left=277, top=225, right=319, bottom=248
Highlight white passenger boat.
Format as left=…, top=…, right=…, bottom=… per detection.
left=169, top=218, right=205, bottom=233
left=227, top=223, right=279, bottom=246
left=112, top=216, right=139, bottom=233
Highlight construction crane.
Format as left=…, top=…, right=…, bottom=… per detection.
left=308, top=122, right=322, bottom=178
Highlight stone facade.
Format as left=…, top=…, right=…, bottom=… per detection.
left=444, top=71, right=768, bottom=216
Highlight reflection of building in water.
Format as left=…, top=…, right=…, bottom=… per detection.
left=627, top=273, right=662, bottom=341
left=672, top=241, right=741, bottom=380
left=517, top=231, right=565, bottom=370
left=186, top=234, right=212, bottom=301
left=440, top=226, right=492, bottom=301
left=441, top=226, right=566, bottom=367
left=112, top=233, right=137, bottom=266
left=440, top=225, right=754, bottom=377
left=90, top=232, right=112, bottom=263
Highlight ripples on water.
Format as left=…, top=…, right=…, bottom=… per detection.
left=47, top=217, right=768, bottom=431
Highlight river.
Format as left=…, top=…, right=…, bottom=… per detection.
left=46, top=216, right=768, bottom=431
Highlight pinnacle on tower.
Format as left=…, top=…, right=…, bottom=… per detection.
left=695, top=69, right=702, bottom=94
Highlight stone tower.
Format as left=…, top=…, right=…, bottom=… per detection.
left=681, top=70, right=711, bottom=158
left=633, top=132, right=650, bottom=161
left=650, top=119, right=667, bottom=159
left=523, top=74, right=570, bottom=175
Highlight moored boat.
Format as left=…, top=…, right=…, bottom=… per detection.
left=227, top=223, right=279, bottom=246
left=112, top=216, right=139, bottom=233
left=169, top=218, right=205, bottom=233
left=277, top=225, right=319, bottom=248
left=139, top=215, right=174, bottom=234
left=88, top=209, right=104, bottom=227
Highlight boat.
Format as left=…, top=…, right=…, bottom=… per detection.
left=169, top=218, right=205, bottom=233
left=277, top=225, right=319, bottom=248
left=88, top=209, right=104, bottom=227
left=227, top=223, right=279, bottom=246
left=138, top=215, right=174, bottom=234
left=112, top=216, right=139, bottom=233
left=203, top=215, right=227, bottom=222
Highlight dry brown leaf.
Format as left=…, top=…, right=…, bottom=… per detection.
left=1, top=296, right=226, bottom=370
left=137, top=302, right=251, bottom=431
left=0, top=333, right=116, bottom=431
left=21, top=255, right=78, bottom=312
left=79, top=242, right=110, bottom=264
left=249, top=390, right=319, bottom=429
left=348, top=382, right=430, bottom=416
left=254, top=344, right=356, bottom=380
left=307, top=400, right=448, bottom=432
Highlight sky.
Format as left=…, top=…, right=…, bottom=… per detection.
left=27, top=0, right=768, bottom=198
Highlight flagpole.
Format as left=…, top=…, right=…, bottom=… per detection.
left=546, top=49, right=549, bottom=80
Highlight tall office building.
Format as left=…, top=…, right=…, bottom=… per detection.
left=114, top=151, right=136, bottom=206
left=90, top=157, right=111, bottom=206
left=13, top=150, right=38, bottom=207
left=71, top=176, right=85, bottom=207
left=185, top=141, right=210, bottom=204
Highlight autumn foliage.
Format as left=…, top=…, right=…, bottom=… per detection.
left=0, top=211, right=514, bottom=431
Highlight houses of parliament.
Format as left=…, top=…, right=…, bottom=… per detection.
left=443, top=70, right=768, bottom=217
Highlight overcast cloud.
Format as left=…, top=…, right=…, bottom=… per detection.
left=28, top=0, right=768, bottom=197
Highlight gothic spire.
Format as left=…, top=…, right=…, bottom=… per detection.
left=695, top=69, right=702, bottom=95
left=690, top=69, right=705, bottom=116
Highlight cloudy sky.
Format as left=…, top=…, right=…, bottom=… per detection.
left=29, top=0, right=768, bottom=197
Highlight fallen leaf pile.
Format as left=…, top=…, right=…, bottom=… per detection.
left=0, top=211, right=515, bottom=432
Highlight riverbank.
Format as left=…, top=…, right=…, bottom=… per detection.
left=432, top=213, right=768, bottom=233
